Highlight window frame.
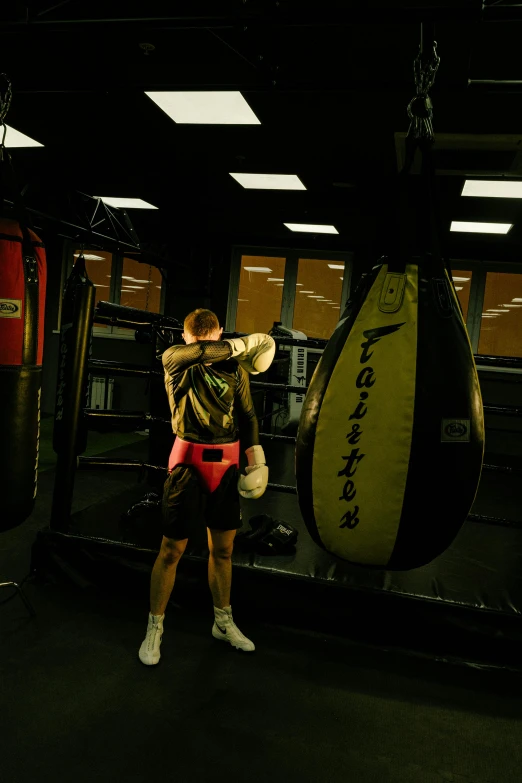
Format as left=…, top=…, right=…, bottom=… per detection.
left=227, top=246, right=354, bottom=333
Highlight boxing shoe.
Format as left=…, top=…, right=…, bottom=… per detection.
left=138, top=612, right=164, bottom=665
left=212, top=605, right=255, bottom=652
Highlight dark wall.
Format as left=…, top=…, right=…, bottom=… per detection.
left=90, top=337, right=154, bottom=412
left=480, top=371, right=522, bottom=458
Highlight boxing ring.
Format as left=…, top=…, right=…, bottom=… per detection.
left=32, top=295, right=522, bottom=669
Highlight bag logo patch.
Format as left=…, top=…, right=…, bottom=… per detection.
left=441, top=419, right=470, bottom=442
left=0, top=299, right=22, bottom=318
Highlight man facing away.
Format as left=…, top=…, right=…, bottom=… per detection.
left=139, top=308, right=276, bottom=665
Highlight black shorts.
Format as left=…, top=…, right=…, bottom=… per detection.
left=162, top=464, right=241, bottom=541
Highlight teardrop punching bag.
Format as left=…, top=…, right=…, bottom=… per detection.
left=295, top=39, right=484, bottom=570
left=0, top=218, right=47, bottom=531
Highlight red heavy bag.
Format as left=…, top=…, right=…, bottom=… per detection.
left=0, top=218, right=47, bottom=531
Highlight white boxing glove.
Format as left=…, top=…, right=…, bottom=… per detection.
left=225, top=333, right=276, bottom=375
left=238, top=445, right=268, bottom=500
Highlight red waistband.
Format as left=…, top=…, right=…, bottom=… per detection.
left=168, top=438, right=240, bottom=494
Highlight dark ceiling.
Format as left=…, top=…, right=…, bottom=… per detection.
left=2, top=1, right=522, bottom=264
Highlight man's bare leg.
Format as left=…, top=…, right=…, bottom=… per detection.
left=150, top=536, right=188, bottom=616
left=207, top=528, right=236, bottom=609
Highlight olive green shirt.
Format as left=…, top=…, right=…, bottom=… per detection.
left=162, top=341, right=259, bottom=447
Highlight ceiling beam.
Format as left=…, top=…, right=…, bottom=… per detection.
left=0, top=6, right=506, bottom=35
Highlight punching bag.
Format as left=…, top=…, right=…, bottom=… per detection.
left=0, top=218, right=47, bottom=531
left=296, top=257, right=484, bottom=570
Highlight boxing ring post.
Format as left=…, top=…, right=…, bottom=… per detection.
left=50, top=264, right=95, bottom=532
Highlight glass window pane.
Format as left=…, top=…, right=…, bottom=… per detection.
left=451, top=269, right=473, bottom=322
left=235, top=255, right=286, bottom=333
left=120, top=257, right=163, bottom=313
left=478, top=272, right=522, bottom=358
left=292, top=258, right=345, bottom=339
left=74, top=249, right=113, bottom=329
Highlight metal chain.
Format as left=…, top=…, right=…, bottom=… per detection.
left=406, top=42, right=440, bottom=141
left=0, top=73, right=13, bottom=152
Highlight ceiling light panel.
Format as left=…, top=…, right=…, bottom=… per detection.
left=450, top=221, right=512, bottom=234
left=327, top=264, right=345, bottom=270
left=230, top=173, right=305, bottom=190
left=96, top=197, right=158, bottom=209
left=244, top=266, right=272, bottom=273
left=145, top=91, right=260, bottom=124
left=462, top=180, right=522, bottom=199
left=284, top=223, right=339, bottom=234
left=4, top=124, right=43, bottom=147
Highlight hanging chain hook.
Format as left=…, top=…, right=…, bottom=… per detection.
left=406, top=38, right=440, bottom=142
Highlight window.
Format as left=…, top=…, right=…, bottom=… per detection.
left=120, top=256, right=163, bottom=313
left=72, top=247, right=164, bottom=338
left=293, top=258, right=345, bottom=339
left=235, top=255, right=286, bottom=334
left=73, top=250, right=113, bottom=330
left=478, top=272, right=522, bottom=358
left=451, top=269, right=472, bottom=322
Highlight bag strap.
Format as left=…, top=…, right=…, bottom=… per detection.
left=1, top=74, right=40, bottom=366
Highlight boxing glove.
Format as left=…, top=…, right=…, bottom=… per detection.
left=238, top=445, right=269, bottom=500
left=225, top=333, right=276, bottom=374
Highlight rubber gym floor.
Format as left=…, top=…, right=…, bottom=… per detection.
left=1, top=419, right=521, bottom=783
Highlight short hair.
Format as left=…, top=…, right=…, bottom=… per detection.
left=184, top=308, right=220, bottom=338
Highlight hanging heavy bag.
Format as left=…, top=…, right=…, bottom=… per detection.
left=296, top=257, right=484, bottom=570
left=295, top=38, right=484, bottom=571
left=0, top=217, right=47, bottom=531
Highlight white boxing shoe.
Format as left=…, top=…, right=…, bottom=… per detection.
left=212, top=606, right=255, bottom=652
left=139, top=613, right=164, bottom=665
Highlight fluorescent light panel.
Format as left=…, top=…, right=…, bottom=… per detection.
left=244, top=266, right=272, bottom=273
left=3, top=124, right=43, bottom=147
left=462, top=180, right=522, bottom=199
left=328, top=264, right=344, bottom=270
left=230, top=173, right=305, bottom=190
left=284, top=223, right=339, bottom=234
left=96, top=197, right=158, bottom=209
left=452, top=277, right=470, bottom=282
left=145, top=91, right=260, bottom=124
left=450, top=221, right=512, bottom=234
left=74, top=253, right=104, bottom=261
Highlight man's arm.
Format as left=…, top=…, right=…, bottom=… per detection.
left=235, top=367, right=268, bottom=499
left=162, top=341, right=232, bottom=376
left=235, top=366, right=260, bottom=449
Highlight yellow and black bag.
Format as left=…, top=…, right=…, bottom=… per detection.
left=296, top=256, right=484, bottom=570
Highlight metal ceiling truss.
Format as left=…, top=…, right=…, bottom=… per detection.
left=2, top=5, right=522, bottom=30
